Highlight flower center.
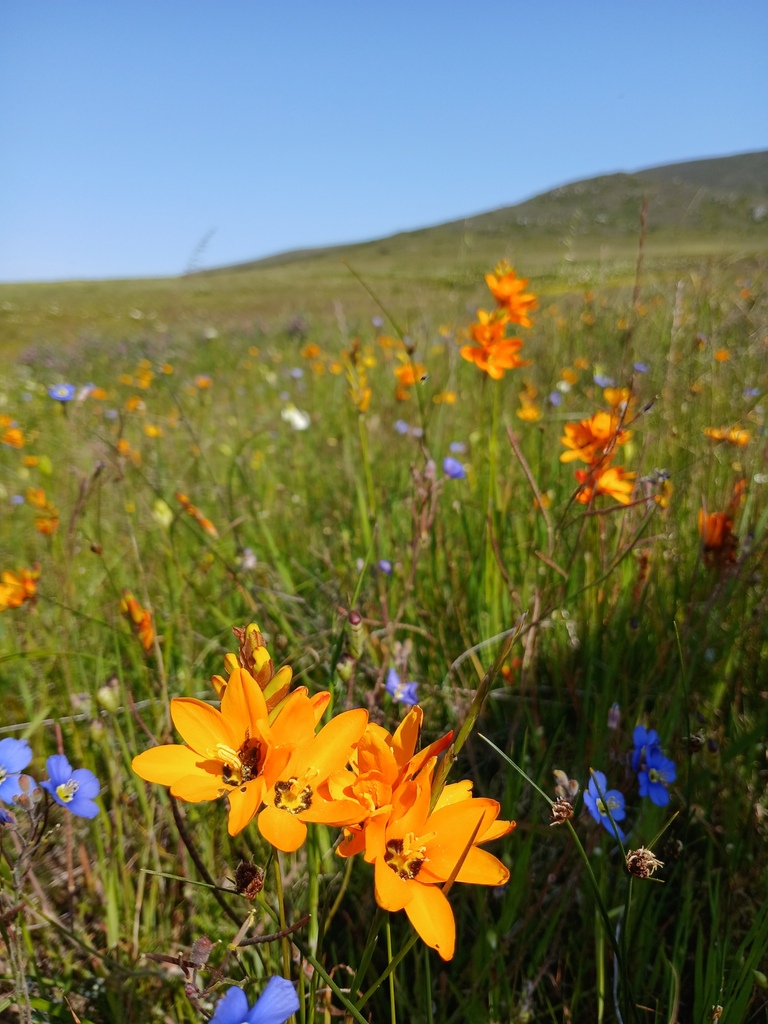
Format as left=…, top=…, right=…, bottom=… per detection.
left=215, top=736, right=264, bottom=787
left=56, top=779, right=78, bottom=804
left=273, top=772, right=316, bottom=814
left=384, top=833, right=426, bottom=880
left=648, top=768, right=666, bottom=784
left=596, top=795, right=620, bottom=816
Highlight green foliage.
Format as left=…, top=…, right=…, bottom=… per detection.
left=0, top=234, right=767, bottom=1023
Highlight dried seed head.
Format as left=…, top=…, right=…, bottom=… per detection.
left=625, top=846, right=664, bottom=879
left=235, top=861, right=265, bottom=900
left=549, top=798, right=574, bottom=826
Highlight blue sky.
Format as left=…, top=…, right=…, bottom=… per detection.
left=1, top=1, right=766, bottom=282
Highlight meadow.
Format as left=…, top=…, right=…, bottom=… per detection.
left=0, top=229, right=767, bottom=1023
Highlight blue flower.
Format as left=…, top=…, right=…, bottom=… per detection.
left=449, top=441, right=467, bottom=454
left=443, top=456, right=466, bottom=480
left=47, top=384, right=76, bottom=403
left=593, top=373, right=615, bottom=388
left=40, top=755, right=100, bottom=818
left=744, top=387, right=760, bottom=398
left=0, top=738, right=33, bottom=804
left=377, top=559, right=393, bottom=575
left=394, top=419, right=410, bottom=435
left=631, top=725, right=660, bottom=771
left=583, top=770, right=626, bottom=841
left=385, top=668, right=419, bottom=706
left=210, top=979, right=300, bottom=1024
left=289, top=367, right=303, bottom=379
left=638, top=747, right=676, bottom=807
left=548, top=390, right=563, bottom=406
left=633, top=362, right=649, bottom=373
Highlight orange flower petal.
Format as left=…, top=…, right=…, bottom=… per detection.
left=171, top=698, right=236, bottom=753
left=171, top=772, right=226, bottom=802
left=404, top=885, right=455, bottom=961
left=132, top=744, right=203, bottom=786
left=374, top=853, right=414, bottom=912
left=226, top=779, right=265, bottom=835
left=258, top=804, right=308, bottom=852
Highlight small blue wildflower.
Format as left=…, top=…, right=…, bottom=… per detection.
left=593, top=373, right=615, bottom=388
left=744, top=387, right=760, bottom=398
left=0, top=738, right=33, bottom=804
left=443, top=456, right=466, bottom=480
left=394, top=419, right=410, bottom=435
left=638, top=747, right=676, bottom=807
left=549, top=390, right=563, bottom=406
left=0, top=808, right=14, bottom=826
left=10, top=495, right=25, bottom=506
left=289, top=367, right=303, bottom=379
left=631, top=725, right=660, bottom=772
left=633, top=362, right=649, bottom=374
left=385, top=668, right=419, bottom=706
left=378, top=559, right=393, bottom=575
left=411, top=426, right=424, bottom=439
left=449, top=441, right=467, bottom=454
left=583, top=770, right=626, bottom=841
left=372, top=316, right=384, bottom=328
left=47, top=383, right=76, bottom=403
left=210, top=978, right=300, bottom=1024
left=40, top=755, right=100, bottom=819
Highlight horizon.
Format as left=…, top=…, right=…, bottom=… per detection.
left=2, top=1, right=767, bottom=284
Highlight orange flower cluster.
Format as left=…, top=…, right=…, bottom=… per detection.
left=561, top=411, right=635, bottom=505
left=461, top=264, right=535, bottom=379
left=175, top=491, right=219, bottom=538
left=26, top=486, right=60, bottom=535
left=703, top=426, right=750, bottom=448
left=0, top=565, right=40, bottom=612
left=345, top=338, right=372, bottom=413
left=120, top=590, right=155, bottom=651
left=132, top=624, right=514, bottom=959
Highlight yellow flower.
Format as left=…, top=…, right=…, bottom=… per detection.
left=516, top=403, right=541, bottom=422
left=0, top=565, right=40, bottom=612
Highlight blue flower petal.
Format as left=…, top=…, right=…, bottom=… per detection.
left=249, top=977, right=300, bottom=1024
left=210, top=986, right=250, bottom=1024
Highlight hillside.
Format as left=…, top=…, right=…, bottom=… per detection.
left=1, top=150, right=766, bottom=355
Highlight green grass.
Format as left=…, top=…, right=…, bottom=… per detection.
left=0, top=229, right=767, bottom=1023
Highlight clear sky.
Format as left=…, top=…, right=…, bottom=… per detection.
left=1, top=1, right=766, bottom=282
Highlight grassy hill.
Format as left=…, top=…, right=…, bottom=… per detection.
left=1, top=150, right=766, bottom=356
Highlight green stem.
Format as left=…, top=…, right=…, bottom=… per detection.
left=273, top=853, right=291, bottom=978
left=386, top=916, right=397, bottom=1024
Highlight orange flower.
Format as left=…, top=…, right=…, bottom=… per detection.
left=257, top=708, right=369, bottom=852
left=120, top=590, right=155, bottom=651
left=575, top=465, right=636, bottom=505
left=560, top=412, right=631, bottom=464
left=300, top=343, right=321, bottom=360
left=484, top=262, right=537, bottom=326
left=175, top=491, right=219, bottom=538
left=2, top=427, right=25, bottom=448
left=467, top=308, right=507, bottom=349
left=26, top=487, right=48, bottom=510
left=704, top=426, right=750, bottom=447
left=0, top=565, right=40, bottom=612
left=133, top=667, right=326, bottom=836
left=194, top=374, right=213, bottom=390
left=697, top=510, right=737, bottom=563
left=342, top=761, right=512, bottom=960
left=460, top=337, right=530, bottom=380
left=603, top=387, right=633, bottom=411
left=714, top=349, right=730, bottom=362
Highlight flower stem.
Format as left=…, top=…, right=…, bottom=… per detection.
left=273, top=852, right=291, bottom=978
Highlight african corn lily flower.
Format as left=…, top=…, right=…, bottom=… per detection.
left=466, top=308, right=508, bottom=348
left=0, top=565, right=40, bottom=612
left=132, top=667, right=323, bottom=835
left=574, top=465, right=636, bottom=505
left=257, top=708, right=369, bottom=852
left=394, top=361, right=427, bottom=401
left=484, top=262, right=537, bottom=326
left=120, top=590, right=154, bottom=651
left=560, top=412, right=631, bottom=464
left=346, top=764, right=513, bottom=960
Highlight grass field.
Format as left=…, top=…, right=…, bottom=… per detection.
left=1, top=181, right=767, bottom=1023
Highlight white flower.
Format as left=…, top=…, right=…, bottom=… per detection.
left=281, top=403, right=311, bottom=431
